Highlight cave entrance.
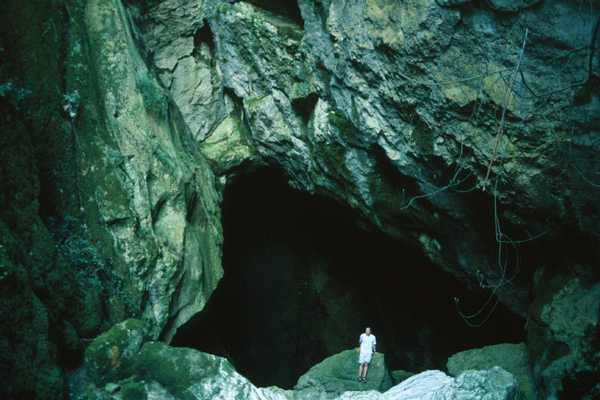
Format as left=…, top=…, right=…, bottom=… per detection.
left=171, top=168, right=524, bottom=388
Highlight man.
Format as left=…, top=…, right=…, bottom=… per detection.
left=357, top=327, right=376, bottom=383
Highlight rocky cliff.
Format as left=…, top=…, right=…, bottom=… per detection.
left=1, top=0, right=598, bottom=399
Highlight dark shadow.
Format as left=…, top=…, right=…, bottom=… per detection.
left=194, top=22, right=214, bottom=53
left=172, top=167, right=525, bottom=388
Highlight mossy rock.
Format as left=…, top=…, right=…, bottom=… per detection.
left=85, top=319, right=148, bottom=385
left=295, top=349, right=393, bottom=396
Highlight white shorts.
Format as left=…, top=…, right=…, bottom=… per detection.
left=358, top=351, right=373, bottom=364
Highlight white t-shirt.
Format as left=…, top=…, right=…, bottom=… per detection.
left=359, top=333, right=376, bottom=354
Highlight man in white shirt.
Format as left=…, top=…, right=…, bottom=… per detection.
left=357, top=327, right=377, bottom=382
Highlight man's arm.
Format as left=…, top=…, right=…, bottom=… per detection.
left=372, top=337, right=377, bottom=353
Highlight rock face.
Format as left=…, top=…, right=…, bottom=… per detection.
left=447, top=343, right=536, bottom=400
left=70, top=0, right=224, bottom=342
left=1, top=0, right=599, bottom=398
left=1, top=1, right=223, bottom=398
left=294, top=349, right=393, bottom=396
left=79, top=323, right=518, bottom=400
left=128, top=1, right=600, bottom=395
left=135, top=0, right=600, bottom=319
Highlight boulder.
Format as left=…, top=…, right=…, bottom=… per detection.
left=447, top=342, right=535, bottom=400
left=295, top=349, right=393, bottom=397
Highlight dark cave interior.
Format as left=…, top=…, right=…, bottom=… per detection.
left=171, top=168, right=525, bottom=388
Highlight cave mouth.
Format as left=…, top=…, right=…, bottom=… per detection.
left=172, top=167, right=524, bottom=389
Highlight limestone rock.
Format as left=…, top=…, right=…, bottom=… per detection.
left=295, top=349, right=393, bottom=397
left=447, top=342, right=535, bottom=400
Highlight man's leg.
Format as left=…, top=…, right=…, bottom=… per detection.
left=357, top=364, right=363, bottom=380
left=363, top=363, right=369, bottom=380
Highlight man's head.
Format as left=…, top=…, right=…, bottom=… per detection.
left=365, top=327, right=371, bottom=335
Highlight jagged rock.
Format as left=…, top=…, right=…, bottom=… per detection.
left=447, top=342, right=536, bottom=400
left=295, top=349, right=393, bottom=397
